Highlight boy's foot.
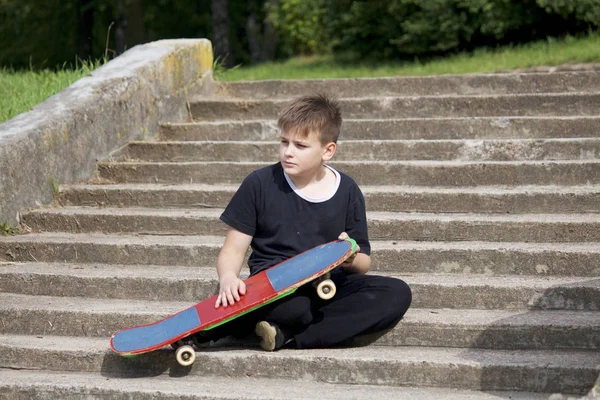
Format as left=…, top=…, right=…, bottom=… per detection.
left=254, top=321, right=291, bottom=351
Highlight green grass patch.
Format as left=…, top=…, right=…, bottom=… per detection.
left=217, top=33, right=600, bottom=81
left=0, top=60, right=103, bottom=124
left=0, top=222, right=16, bottom=236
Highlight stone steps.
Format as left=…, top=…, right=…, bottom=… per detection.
left=2, top=234, right=600, bottom=276
left=214, top=71, right=600, bottom=98
left=160, top=117, right=600, bottom=141
left=124, top=138, right=600, bottom=162
left=189, top=93, right=600, bottom=120
left=21, top=207, right=600, bottom=243
left=2, top=265, right=598, bottom=311
left=0, top=293, right=598, bottom=350
left=96, top=160, right=600, bottom=186
left=1, top=334, right=597, bottom=394
left=4, top=68, right=600, bottom=397
left=58, top=183, right=600, bottom=214
left=0, top=369, right=549, bottom=400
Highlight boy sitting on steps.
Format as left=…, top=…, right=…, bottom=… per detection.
left=198, top=94, right=412, bottom=351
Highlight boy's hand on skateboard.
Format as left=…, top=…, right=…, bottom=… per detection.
left=338, top=232, right=360, bottom=269
left=215, top=273, right=247, bottom=308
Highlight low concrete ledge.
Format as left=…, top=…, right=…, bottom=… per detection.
left=0, top=39, right=214, bottom=225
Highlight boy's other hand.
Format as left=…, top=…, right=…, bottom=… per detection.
left=338, top=232, right=360, bottom=269
left=215, top=273, right=247, bottom=308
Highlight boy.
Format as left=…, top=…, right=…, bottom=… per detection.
left=200, top=94, right=411, bottom=351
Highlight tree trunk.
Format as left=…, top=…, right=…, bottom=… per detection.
left=246, top=11, right=262, bottom=63
left=211, top=0, right=234, bottom=67
left=261, top=12, right=277, bottom=62
left=126, top=0, right=146, bottom=48
left=114, top=0, right=127, bottom=54
left=77, top=0, right=94, bottom=60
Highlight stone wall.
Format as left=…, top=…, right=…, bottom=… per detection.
left=0, top=39, right=214, bottom=225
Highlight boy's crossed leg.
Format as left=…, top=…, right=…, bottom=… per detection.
left=196, top=274, right=412, bottom=351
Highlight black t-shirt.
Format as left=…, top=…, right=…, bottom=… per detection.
left=220, top=163, right=371, bottom=276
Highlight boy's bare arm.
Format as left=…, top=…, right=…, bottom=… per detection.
left=338, top=232, right=372, bottom=274
left=215, top=227, right=253, bottom=308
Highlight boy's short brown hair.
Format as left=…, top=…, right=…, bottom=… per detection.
left=277, top=94, right=342, bottom=144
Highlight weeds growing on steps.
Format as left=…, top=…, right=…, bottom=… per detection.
left=0, top=222, right=16, bottom=236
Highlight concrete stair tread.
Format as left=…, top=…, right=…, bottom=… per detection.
left=26, top=206, right=600, bottom=223
left=192, top=92, right=600, bottom=101
left=2, top=261, right=596, bottom=287
left=3, top=263, right=598, bottom=311
left=130, top=137, right=600, bottom=144
left=0, top=261, right=223, bottom=279
left=2, top=334, right=597, bottom=394
left=4, top=232, right=600, bottom=252
left=1, top=292, right=598, bottom=329
left=94, top=160, right=600, bottom=187
left=60, top=182, right=600, bottom=194
left=0, top=232, right=223, bottom=245
left=98, top=159, right=600, bottom=165
left=2, top=333, right=598, bottom=367
left=0, top=370, right=550, bottom=400
left=165, top=115, right=600, bottom=124
left=123, top=138, right=600, bottom=163
left=214, top=72, right=600, bottom=97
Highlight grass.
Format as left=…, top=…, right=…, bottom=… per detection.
left=217, top=33, right=600, bottom=81
left=0, top=222, right=16, bottom=236
left=0, top=59, right=103, bottom=124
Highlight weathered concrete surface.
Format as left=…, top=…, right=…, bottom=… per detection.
left=124, top=138, right=600, bottom=162
left=1, top=266, right=598, bottom=311
left=57, top=183, right=600, bottom=214
left=190, top=94, right=600, bottom=120
left=0, top=233, right=225, bottom=267
left=20, top=207, right=600, bottom=243
left=0, top=39, right=214, bottom=225
left=0, top=292, right=598, bottom=350
left=0, top=370, right=549, bottom=400
left=2, top=234, right=600, bottom=276
left=215, top=71, right=600, bottom=98
left=0, top=335, right=597, bottom=394
left=160, top=116, right=600, bottom=141
left=95, top=160, right=600, bottom=186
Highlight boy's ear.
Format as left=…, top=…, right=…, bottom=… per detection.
left=322, top=142, right=337, bottom=161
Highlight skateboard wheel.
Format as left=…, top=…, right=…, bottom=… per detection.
left=316, top=279, right=336, bottom=300
left=175, top=345, right=196, bottom=367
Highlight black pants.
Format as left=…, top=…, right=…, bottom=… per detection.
left=211, top=272, right=412, bottom=349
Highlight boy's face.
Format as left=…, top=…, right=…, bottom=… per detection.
left=279, top=129, right=336, bottom=178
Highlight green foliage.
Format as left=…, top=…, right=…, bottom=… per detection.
left=265, top=0, right=597, bottom=61
left=536, top=0, right=600, bottom=26
left=1, top=0, right=599, bottom=69
left=0, top=222, right=16, bottom=235
left=265, top=0, right=329, bottom=56
left=50, top=176, right=62, bottom=198
left=0, top=0, right=78, bottom=69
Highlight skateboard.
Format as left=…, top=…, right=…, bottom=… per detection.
left=110, top=238, right=358, bottom=366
